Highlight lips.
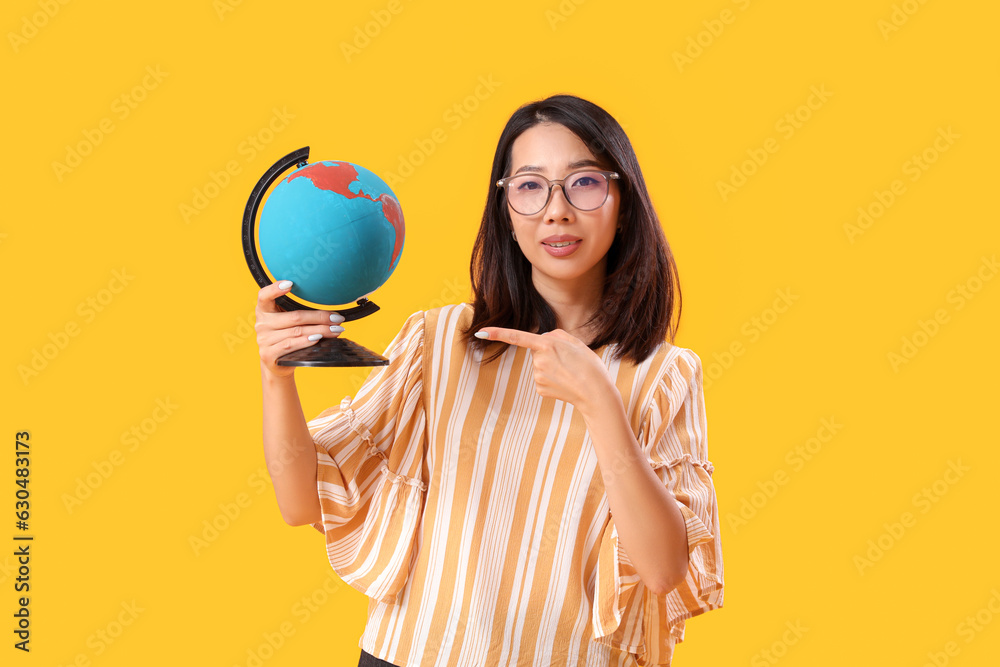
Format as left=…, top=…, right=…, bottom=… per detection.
left=541, top=235, right=581, bottom=248
left=540, top=235, right=582, bottom=257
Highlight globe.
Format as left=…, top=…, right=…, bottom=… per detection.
left=257, top=160, right=404, bottom=306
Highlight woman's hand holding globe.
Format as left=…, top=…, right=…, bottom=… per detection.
left=255, top=280, right=346, bottom=378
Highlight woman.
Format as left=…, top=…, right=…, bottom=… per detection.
left=256, top=94, right=724, bottom=666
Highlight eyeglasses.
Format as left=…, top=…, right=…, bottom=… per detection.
left=496, top=169, right=620, bottom=216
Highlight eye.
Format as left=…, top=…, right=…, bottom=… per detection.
left=570, top=175, right=599, bottom=188
left=515, top=178, right=544, bottom=191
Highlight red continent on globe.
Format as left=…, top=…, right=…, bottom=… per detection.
left=288, top=161, right=404, bottom=267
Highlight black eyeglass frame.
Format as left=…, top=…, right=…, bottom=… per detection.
left=496, top=169, right=621, bottom=215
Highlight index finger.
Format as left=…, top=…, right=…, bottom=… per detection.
left=256, top=280, right=346, bottom=323
left=256, top=280, right=295, bottom=313
left=474, top=327, right=544, bottom=350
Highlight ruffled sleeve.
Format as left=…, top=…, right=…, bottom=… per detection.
left=592, top=347, right=724, bottom=665
left=307, top=311, right=427, bottom=604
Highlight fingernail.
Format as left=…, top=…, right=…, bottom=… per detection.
left=278, top=280, right=293, bottom=290
left=330, top=325, right=344, bottom=333
left=474, top=331, right=489, bottom=339
left=307, top=334, right=322, bottom=341
left=330, top=313, right=345, bottom=324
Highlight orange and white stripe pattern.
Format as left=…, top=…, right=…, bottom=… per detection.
left=308, top=304, right=724, bottom=666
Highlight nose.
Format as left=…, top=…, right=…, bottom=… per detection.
left=544, top=183, right=574, bottom=223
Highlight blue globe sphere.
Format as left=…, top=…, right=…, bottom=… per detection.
left=258, top=160, right=404, bottom=306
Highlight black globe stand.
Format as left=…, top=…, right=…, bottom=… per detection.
left=242, top=146, right=390, bottom=367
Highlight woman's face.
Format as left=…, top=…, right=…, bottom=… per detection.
left=505, top=122, right=620, bottom=293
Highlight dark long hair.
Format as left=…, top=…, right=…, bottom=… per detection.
left=464, top=94, right=681, bottom=364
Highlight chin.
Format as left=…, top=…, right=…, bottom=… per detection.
left=531, top=259, right=604, bottom=285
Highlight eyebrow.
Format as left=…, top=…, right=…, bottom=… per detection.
left=512, top=159, right=604, bottom=176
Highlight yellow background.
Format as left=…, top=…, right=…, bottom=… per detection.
left=4, top=0, right=999, bottom=665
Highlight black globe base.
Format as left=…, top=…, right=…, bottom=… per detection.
left=277, top=337, right=389, bottom=367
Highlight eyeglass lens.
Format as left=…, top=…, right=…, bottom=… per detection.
left=506, top=171, right=610, bottom=215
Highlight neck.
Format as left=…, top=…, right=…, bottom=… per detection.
left=531, top=261, right=606, bottom=344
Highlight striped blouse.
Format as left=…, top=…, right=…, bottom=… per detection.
left=307, top=303, right=724, bottom=666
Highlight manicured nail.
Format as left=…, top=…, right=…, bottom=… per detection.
left=474, top=331, right=490, bottom=339
left=278, top=280, right=293, bottom=290
left=329, top=313, right=345, bottom=324
left=330, top=325, right=344, bottom=333
left=307, top=334, right=322, bottom=341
